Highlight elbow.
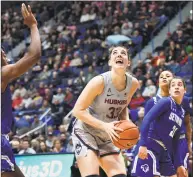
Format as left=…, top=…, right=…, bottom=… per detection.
left=30, top=50, right=41, bottom=62
left=35, top=48, right=41, bottom=61
left=72, top=108, right=80, bottom=118
left=73, top=107, right=85, bottom=121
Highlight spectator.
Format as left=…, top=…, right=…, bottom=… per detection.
left=19, top=93, right=33, bottom=110
left=32, top=91, right=43, bottom=108
left=30, top=139, right=40, bottom=152
left=44, top=88, right=53, bottom=104
left=80, top=8, right=90, bottom=23
left=36, top=65, right=51, bottom=81
left=11, top=140, right=20, bottom=154
left=58, top=125, right=67, bottom=135
left=45, top=132, right=55, bottom=149
left=151, top=51, right=166, bottom=67
left=39, top=100, right=51, bottom=112
left=74, top=70, right=86, bottom=86
left=70, top=52, right=82, bottom=67
left=142, top=79, right=157, bottom=98
left=51, top=100, right=64, bottom=127
left=50, top=71, right=61, bottom=87
left=60, top=133, right=68, bottom=148
left=121, top=23, right=132, bottom=36
left=31, top=115, right=44, bottom=136
left=148, top=11, right=160, bottom=27
left=129, top=91, right=145, bottom=109
left=38, top=141, right=50, bottom=153
left=85, top=66, right=98, bottom=83
left=12, top=93, right=23, bottom=110
left=19, top=140, right=36, bottom=154
left=64, top=87, right=74, bottom=106
left=27, top=84, right=37, bottom=99
left=52, top=88, right=65, bottom=104
left=65, top=137, right=74, bottom=153
left=12, top=85, right=27, bottom=99
left=52, top=139, right=66, bottom=153
left=37, top=82, right=46, bottom=97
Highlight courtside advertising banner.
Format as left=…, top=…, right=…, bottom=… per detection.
left=15, top=153, right=74, bottom=177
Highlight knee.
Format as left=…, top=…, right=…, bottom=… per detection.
left=112, top=174, right=127, bottom=177
left=85, top=175, right=100, bottom=177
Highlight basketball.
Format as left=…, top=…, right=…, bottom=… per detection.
left=113, top=120, right=140, bottom=149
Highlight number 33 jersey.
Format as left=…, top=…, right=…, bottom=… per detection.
left=73, top=71, right=133, bottom=140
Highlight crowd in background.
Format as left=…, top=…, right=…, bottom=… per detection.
left=1, top=1, right=192, bottom=177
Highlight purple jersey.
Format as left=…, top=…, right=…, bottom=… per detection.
left=1, top=86, right=14, bottom=134
left=140, top=97, right=185, bottom=153
left=145, top=95, right=190, bottom=169
left=145, top=95, right=192, bottom=134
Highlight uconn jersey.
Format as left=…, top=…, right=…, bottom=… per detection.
left=73, top=71, right=132, bottom=140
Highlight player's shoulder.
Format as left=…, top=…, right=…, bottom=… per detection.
left=158, top=96, right=171, bottom=105
left=126, top=73, right=139, bottom=88
left=182, top=96, right=190, bottom=104
left=89, top=75, right=104, bottom=86
left=146, top=97, right=154, bottom=105
left=86, top=74, right=105, bottom=95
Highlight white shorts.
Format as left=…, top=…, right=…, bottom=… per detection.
left=72, top=128, right=120, bottom=158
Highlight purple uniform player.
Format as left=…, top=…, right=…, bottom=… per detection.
left=1, top=3, right=41, bottom=177
left=144, top=70, right=192, bottom=176
left=131, top=77, right=188, bottom=177
left=144, top=95, right=191, bottom=175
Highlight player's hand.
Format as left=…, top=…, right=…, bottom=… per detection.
left=102, top=121, right=123, bottom=142
left=177, top=166, right=188, bottom=177
left=138, top=146, right=148, bottom=160
left=21, top=3, right=37, bottom=28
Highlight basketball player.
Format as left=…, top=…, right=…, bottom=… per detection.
left=1, top=3, right=41, bottom=177
left=72, top=46, right=139, bottom=177
left=139, top=70, right=192, bottom=177
left=131, top=77, right=187, bottom=177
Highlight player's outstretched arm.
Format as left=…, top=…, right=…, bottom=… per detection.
left=138, top=98, right=169, bottom=160
left=2, top=3, right=41, bottom=83
left=140, top=98, right=168, bottom=145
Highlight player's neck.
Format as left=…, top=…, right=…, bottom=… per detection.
left=172, top=96, right=183, bottom=105
left=160, top=88, right=169, bottom=97
left=111, top=70, right=126, bottom=90
left=111, top=70, right=125, bottom=83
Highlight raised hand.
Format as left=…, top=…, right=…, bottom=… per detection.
left=21, top=3, right=37, bottom=28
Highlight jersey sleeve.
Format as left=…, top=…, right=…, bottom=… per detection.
left=182, top=96, right=193, bottom=116
left=139, top=98, right=170, bottom=146
left=144, top=98, right=154, bottom=115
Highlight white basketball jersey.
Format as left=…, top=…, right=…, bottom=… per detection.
left=74, top=71, right=133, bottom=140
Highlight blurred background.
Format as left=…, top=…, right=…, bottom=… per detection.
left=1, top=1, right=192, bottom=177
